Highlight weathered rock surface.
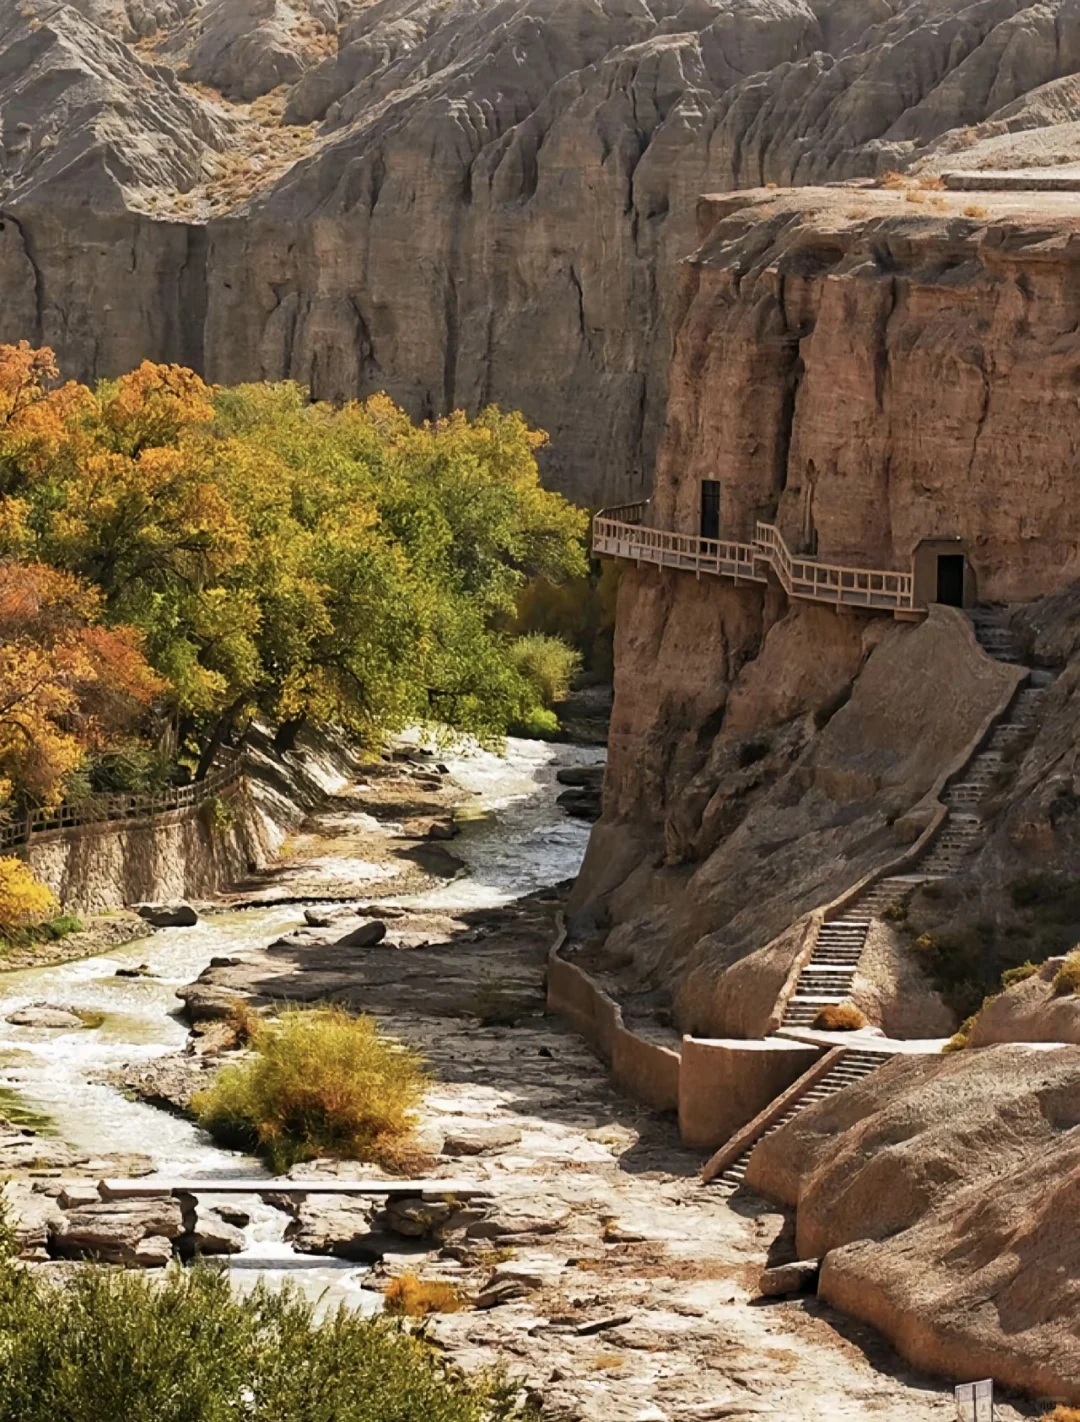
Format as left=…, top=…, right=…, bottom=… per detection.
left=741, top=1045, right=1080, bottom=1405
left=284, top=1195, right=393, bottom=1261
left=12, top=2, right=1080, bottom=499
left=50, top=1197, right=188, bottom=1266
left=969, top=957, right=1080, bottom=1046
left=5, top=1004, right=87, bottom=1029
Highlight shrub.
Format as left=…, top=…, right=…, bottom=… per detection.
left=1001, top=961, right=1039, bottom=989
left=193, top=1006, right=427, bottom=1172
left=1043, top=1409, right=1080, bottom=1422
left=943, top=1014, right=977, bottom=1052
left=882, top=900, right=908, bottom=923
left=0, top=1227, right=518, bottom=1422
left=384, top=1273, right=467, bottom=1318
left=199, top=793, right=236, bottom=835
left=510, top=706, right=560, bottom=740
left=0, top=859, right=56, bottom=935
left=508, top=634, right=581, bottom=709
left=963, top=203, right=989, bottom=218
left=812, top=1004, right=868, bottom=1031
left=1052, top=951, right=1080, bottom=997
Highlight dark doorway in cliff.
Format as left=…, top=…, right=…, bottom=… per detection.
left=937, top=554, right=965, bottom=607
left=700, top=480, right=720, bottom=542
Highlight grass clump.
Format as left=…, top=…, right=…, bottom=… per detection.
left=1043, top=1409, right=1080, bottom=1422
left=943, top=1013, right=977, bottom=1052
left=1001, top=960, right=1039, bottom=989
left=384, top=1273, right=467, bottom=1318
left=193, top=1006, right=427, bottom=1173
left=812, top=1004, right=868, bottom=1031
left=0, top=1224, right=521, bottom=1422
left=1052, top=951, right=1080, bottom=997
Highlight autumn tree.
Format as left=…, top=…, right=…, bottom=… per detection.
left=0, top=561, right=161, bottom=808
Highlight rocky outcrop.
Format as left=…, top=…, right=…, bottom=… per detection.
left=743, top=1046, right=1080, bottom=1405
left=968, top=958, right=1080, bottom=1045
left=10, top=2, right=1080, bottom=498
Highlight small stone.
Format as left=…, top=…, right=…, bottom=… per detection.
left=6, top=1004, right=85, bottom=1029
left=333, top=919, right=387, bottom=949
left=441, top=1124, right=522, bottom=1157
left=381, top=1196, right=452, bottom=1238
left=134, top=902, right=198, bottom=928
left=215, top=1204, right=252, bottom=1228
left=466, top=1197, right=571, bottom=1240
left=757, top=1259, right=820, bottom=1297
left=208, top=955, right=242, bottom=968
left=304, top=906, right=355, bottom=928
left=475, top=1277, right=529, bottom=1309
left=115, top=963, right=153, bottom=978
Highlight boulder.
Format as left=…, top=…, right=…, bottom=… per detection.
left=135, top=902, right=198, bottom=928
left=333, top=919, right=387, bottom=949
left=177, top=1204, right=247, bottom=1257
left=2, top=1184, right=65, bottom=1260
left=465, top=1195, right=570, bottom=1240
left=175, top=983, right=248, bottom=1022
left=758, top=1259, right=820, bottom=1297
left=285, top=1196, right=393, bottom=1262
left=426, top=821, right=459, bottom=841
left=380, top=1196, right=452, bottom=1238
left=6, top=1004, right=86, bottom=1029
left=114, top=963, right=153, bottom=978
left=304, top=906, right=356, bottom=928
left=50, top=1198, right=187, bottom=1266
left=441, top=1124, right=522, bottom=1157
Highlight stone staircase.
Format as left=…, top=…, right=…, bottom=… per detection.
left=783, top=607, right=1049, bottom=1024
left=782, top=877, right=921, bottom=1027
left=712, top=1048, right=891, bottom=1193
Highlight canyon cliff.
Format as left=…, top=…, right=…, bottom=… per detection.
left=571, top=187, right=1080, bottom=1039
left=9, top=0, right=1080, bottom=499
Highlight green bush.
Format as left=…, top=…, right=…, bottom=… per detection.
left=508, top=634, right=581, bottom=710
left=509, top=706, right=560, bottom=740
left=193, top=1007, right=427, bottom=1173
left=0, top=1227, right=522, bottom=1422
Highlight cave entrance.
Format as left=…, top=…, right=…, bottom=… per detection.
left=936, top=554, right=966, bottom=607
left=700, top=480, right=721, bottom=543
left=912, top=538, right=976, bottom=610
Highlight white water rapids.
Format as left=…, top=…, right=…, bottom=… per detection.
left=0, top=736, right=604, bottom=1307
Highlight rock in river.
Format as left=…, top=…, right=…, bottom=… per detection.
left=135, top=901, right=199, bottom=928
left=50, top=1197, right=187, bottom=1267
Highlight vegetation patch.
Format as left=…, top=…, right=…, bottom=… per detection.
left=1052, top=951, right=1080, bottom=997
left=0, top=1221, right=521, bottom=1422
left=193, top=1006, right=427, bottom=1173
left=384, top=1273, right=467, bottom=1318
left=812, top=1004, right=867, bottom=1031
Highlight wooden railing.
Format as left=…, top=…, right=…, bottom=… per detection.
left=593, top=503, right=920, bottom=614
left=0, top=753, right=247, bottom=854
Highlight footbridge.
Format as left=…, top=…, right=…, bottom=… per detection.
left=593, top=503, right=922, bottom=617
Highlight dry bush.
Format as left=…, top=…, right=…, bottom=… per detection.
left=193, top=1006, right=427, bottom=1172
left=905, top=187, right=926, bottom=203
left=943, top=1013, right=976, bottom=1053
left=1043, top=1409, right=1080, bottom=1422
left=929, top=195, right=948, bottom=210
left=1052, top=951, right=1080, bottom=996
left=880, top=170, right=907, bottom=189
left=917, top=175, right=946, bottom=190
left=384, top=1273, right=466, bottom=1318
left=590, top=1355, right=625, bottom=1371
left=963, top=203, right=989, bottom=218
left=812, top=1003, right=868, bottom=1031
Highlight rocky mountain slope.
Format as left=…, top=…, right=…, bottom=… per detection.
left=8, top=0, right=1080, bottom=499
left=570, top=186, right=1080, bottom=1040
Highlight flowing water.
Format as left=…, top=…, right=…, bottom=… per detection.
left=0, top=736, right=604, bottom=1306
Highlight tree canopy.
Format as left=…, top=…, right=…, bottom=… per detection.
left=0, top=344, right=588, bottom=812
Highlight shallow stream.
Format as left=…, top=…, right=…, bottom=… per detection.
left=0, top=736, right=603, bottom=1306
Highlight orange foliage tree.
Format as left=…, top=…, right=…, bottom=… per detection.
left=0, top=560, right=162, bottom=808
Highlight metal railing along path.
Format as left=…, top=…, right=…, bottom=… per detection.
left=593, top=502, right=919, bottom=614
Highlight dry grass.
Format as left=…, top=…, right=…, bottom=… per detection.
left=880, top=170, right=907, bottom=189
left=1052, top=951, right=1080, bottom=996
left=1042, top=1409, right=1080, bottom=1422
left=384, top=1273, right=467, bottom=1318
left=905, top=187, right=926, bottom=203
left=812, top=1003, right=868, bottom=1031
left=963, top=203, right=989, bottom=219
left=590, top=1355, right=625, bottom=1371
left=193, top=1005, right=427, bottom=1172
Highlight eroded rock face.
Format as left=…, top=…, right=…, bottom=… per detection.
left=742, top=1045, right=1080, bottom=1405
left=10, top=1, right=1080, bottom=498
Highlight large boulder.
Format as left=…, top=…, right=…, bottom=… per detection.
left=135, top=902, right=198, bottom=928
left=969, top=959, right=1080, bottom=1046
left=285, top=1196, right=393, bottom=1262
left=50, top=1197, right=187, bottom=1267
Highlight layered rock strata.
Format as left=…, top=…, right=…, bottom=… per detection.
left=11, top=2, right=1080, bottom=497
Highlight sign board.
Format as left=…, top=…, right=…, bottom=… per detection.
left=955, top=1379, right=993, bottom=1422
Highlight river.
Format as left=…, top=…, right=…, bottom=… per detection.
left=0, top=735, right=604, bottom=1307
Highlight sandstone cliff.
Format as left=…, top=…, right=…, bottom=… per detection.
left=571, top=187, right=1080, bottom=1036
left=745, top=1045, right=1080, bottom=1404
left=10, top=0, right=1080, bottom=498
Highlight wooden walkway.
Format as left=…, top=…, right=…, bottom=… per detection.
left=593, top=504, right=920, bottom=616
